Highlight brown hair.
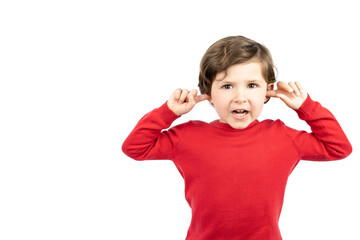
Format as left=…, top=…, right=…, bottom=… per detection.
left=198, top=36, right=277, bottom=95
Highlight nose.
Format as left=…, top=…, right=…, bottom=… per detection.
left=233, top=88, right=248, bottom=103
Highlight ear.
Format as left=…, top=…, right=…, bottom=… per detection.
left=265, top=83, right=274, bottom=103
left=203, top=94, right=212, bottom=104
left=207, top=95, right=214, bottom=106
left=267, top=83, right=275, bottom=91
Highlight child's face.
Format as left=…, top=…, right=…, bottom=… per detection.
left=209, top=61, right=272, bottom=129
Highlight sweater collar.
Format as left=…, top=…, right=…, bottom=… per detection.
left=209, top=119, right=260, bottom=131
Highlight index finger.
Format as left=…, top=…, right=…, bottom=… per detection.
left=277, top=81, right=293, bottom=93
left=195, top=94, right=210, bottom=103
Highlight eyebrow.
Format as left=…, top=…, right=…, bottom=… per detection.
left=215, top=79, right=264, bottom=84
left=246, top=79, right=265, bottom=84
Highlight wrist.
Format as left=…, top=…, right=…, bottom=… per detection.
left=295, top=94, right=314, bottom=117
left=166, top=101, right=182, bottom=116
left=164, top=101, right=182, bottom=119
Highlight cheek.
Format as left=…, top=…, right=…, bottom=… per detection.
left=251, top=89, right=267, bottom=101
left=249, top=90, right=267, bottom=109
left=212, top=94, right=231, bottom=108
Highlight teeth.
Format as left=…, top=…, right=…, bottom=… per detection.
left=234, top=112, right=246, bottom=115
left=232, top=110, right=248, bottom=115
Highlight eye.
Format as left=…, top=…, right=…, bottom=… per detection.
left=222, top=84, right=232, bottom=89
left=248, top=83, right=258, bottom=88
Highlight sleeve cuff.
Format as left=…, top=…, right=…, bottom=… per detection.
left=295, top=94, right=317, bottom=120
left=157, top=101, right=181, bottom=125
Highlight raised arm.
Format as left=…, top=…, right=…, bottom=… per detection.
left=122, top=89, right=209, bottom=160
left=267, top=81, right=352, bottom=160
left=122, top=101, right=180, bottom=160
left=290, top=95, right=352, bottom=160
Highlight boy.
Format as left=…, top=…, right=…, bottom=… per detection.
left=122, top=36, right=352, bottom=240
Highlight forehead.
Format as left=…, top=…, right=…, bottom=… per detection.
left=214, top=61, right=265, bottom=82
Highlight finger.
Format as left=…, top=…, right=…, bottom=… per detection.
left=188, top=89, right=198, bottom=99
left=267, top=90, right=292, bottom=105
left=266, top=90, right=278, bottom=98
left=170, top=88, right=182, bottom=102
left=195, top=94, right=211, bottom=103
left=175, top=88, right=182, bottom=99
left=295, top=81, right=305, bottom=94
left=179, top=89, right=189, bottom=103
left=277, top=81, right=293, bottom=93
left=288, top=81, right=300, bottom=96
left=186, top=89, right=198, bottom=104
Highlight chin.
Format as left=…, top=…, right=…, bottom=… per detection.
left=229, top=121, right=250, bottom=129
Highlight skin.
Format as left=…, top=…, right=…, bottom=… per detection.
left=167, top=61, right=308, bottom=129
left=210, top=61, right=273, bottom=129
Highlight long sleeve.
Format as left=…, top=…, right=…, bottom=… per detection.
left=284, top=95, right=352, bottom=161
left=122, top=102, right=182, bottom=161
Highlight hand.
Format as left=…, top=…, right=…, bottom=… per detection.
left=167, top=89, right=210, bottom=116
left=266, top=81, right=307, bottom=110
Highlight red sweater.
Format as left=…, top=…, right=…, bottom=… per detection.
left=122, top=95, right=352, bottom=240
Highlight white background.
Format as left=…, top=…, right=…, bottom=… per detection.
left=1, top=0, right=359, bottom=239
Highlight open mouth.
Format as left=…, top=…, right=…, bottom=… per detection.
left=232, top=109, right=248, bottom=115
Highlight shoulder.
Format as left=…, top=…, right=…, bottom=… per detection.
left=259, top=118, right=307, bottom=142
left=171, top=120, right=209, bottom=130
left=259, top=119, right=286, bottom=128
left=168, top=120, right=211, bottom=137
left=260, top=118, right=301, bottom=131
left=258, top=119, right=296, bottom=137
left=166, top=120, right=211, bottom=144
